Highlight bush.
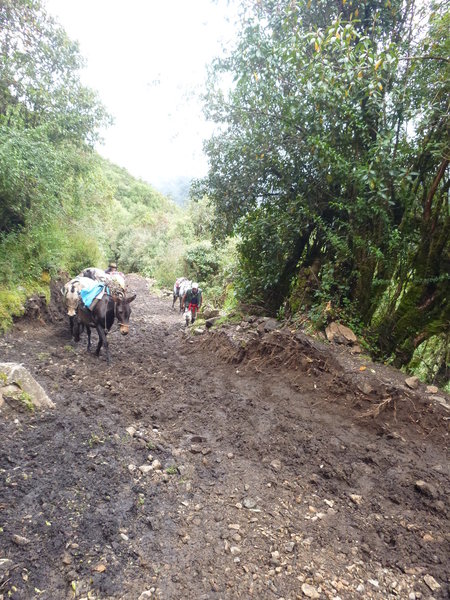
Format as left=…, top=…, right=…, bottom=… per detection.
left=184, top=240, right=220, bottom=282
left=0, top=288, right=26, bottom=333
left=65, top=230, right=104, bottom=276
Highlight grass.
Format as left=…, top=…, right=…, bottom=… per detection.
left=18, top=391, right=35, bottom=412
left=0, top=288, right=26, bottom=333
left=165, top=465, right=178, bottom=475
left=88, top=433, right=105, bottom=447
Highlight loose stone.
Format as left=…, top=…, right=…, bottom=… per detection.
left=423, top=574, right=441, bottom=592
left=301, top=582, right=320, bottom=598
left=139, top=465, right=152, bottom=474
left=405, top=376, right=420, bottom=389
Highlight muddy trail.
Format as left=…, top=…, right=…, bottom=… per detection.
left=0, top=275, right=448, bottom=600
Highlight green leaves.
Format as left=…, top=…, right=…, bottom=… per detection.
left=0, top=0, right=110, bottom=144
left=199, top=0, right=449, bottom=366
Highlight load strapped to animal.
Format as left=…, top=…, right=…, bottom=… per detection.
left=75, top=281, right=136, bottom=364
left=61, top=265, right=135, bottom=363
left=173, top=277, right=191, bottom=311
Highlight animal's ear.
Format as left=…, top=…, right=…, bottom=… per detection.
left=127, top=294, right=137, bottom=304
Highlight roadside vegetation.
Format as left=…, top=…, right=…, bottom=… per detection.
left=0, top=0, right=232, bottom=332
left=0, top=0, right=447, bottom=388
left=194, top=0, right=449, bottom=388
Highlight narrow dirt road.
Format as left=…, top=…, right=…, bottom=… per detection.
left=0, top=275, right=448, bottom=600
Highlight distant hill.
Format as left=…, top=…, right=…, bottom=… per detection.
left=154, top=176, right=193, bottom=207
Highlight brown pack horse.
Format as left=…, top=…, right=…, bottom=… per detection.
left=74, top=290, right=136, bottom=364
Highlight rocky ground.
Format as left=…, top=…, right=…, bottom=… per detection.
left=0, top=274, right=448, bottom=600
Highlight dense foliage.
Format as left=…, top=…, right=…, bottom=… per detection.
left=0, top=0, right=212, bottom=330
left=197, top=0, right=449, bottom=381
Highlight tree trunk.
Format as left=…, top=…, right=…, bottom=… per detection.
left=376, top=159, right=449, bottom=365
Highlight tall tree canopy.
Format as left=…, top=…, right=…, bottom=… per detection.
left=0, top=0, right=108, bottom=141
left=0, top=0, right=110, bottom=233
left=198, top=0, right=449, bottom=368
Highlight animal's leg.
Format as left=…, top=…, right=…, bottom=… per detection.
left=96, top=327, right=110, bottom=363
left=86, top=326, right=92, bottom=351
left=69, top=315, right=74, bottom=337
left=172, top=294, right=176, bottom=309
left=95, top=327, right=104, bottom=356
left=73, top=317, right=80, bottom=343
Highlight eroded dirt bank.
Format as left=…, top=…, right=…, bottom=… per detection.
left=0, top=275, right=448, bottom=600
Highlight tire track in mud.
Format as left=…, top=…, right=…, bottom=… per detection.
left=0, top=274, right=448, bottom=599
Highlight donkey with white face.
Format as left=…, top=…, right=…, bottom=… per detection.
left=61, top=276, right=97, bottom=336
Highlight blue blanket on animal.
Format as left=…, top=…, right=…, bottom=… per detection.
left=80, top=284, right=108, bottom=308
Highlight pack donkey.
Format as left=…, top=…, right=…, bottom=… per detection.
left=74, top=285, right=136, bottom=364
left=173, top=277, right=191, bottom=311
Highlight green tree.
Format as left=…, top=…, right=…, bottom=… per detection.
left=0, top=0, right=109, bottom=142
left=198, top=0, right=449, bottom=367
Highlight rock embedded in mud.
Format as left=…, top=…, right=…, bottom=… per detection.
left=357, top=382, right=374, bottom=395
left=423, top=574, right=441, bottom=592
left=325, top=322, right=358, bottom=345
left=0, top=558, right=13, bottom=571
left=301, top=582, right=320, bottom=598
left=426, top=385, right=439, bottom=394
left=202, top=308, right=220, bottom=319
left=139, top=465, right=152, bottom=474
left=270, top=550, right=280, bottom=565
left=257, top=318, right=281, bottom=333
left=405, top=376, right=420, bottom=390
left=349, top=494, right=362, bottom=505
left=430, top=395, right=450, bottom=410
left=414, top=480, right=437, bottom=499
left=0, top=362, right=54, bottom=409
left=11, top=534, right=30, bottom=546
left=205, top=317, right=220, bottom=329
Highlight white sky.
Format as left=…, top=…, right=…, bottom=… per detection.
left=44, top=0, right=237, bottom=188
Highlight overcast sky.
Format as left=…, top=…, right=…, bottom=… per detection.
left=44, top=0, right=237, bottom=188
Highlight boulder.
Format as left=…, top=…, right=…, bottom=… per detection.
left=0, top=362, right=54, bottom=409
left=201, top=308, right=220, bottom=319
left=415, top=479, right=437, bottom=499
left=205, top=317, right=220, bottom=329
left=257, top=318, right=281, bottom=333
left=405, top=376, right=420, bottom=390
left=325, top=322, right=358, bottom=345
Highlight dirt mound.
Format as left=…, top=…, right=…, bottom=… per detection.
left=196, top=323, right=449, bottom=445
left=21, top=275, right=68, bottom=326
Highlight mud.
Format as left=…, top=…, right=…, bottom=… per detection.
left=0, top=274, right=448, bottom=600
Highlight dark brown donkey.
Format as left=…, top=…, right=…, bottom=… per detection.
left=74, top=291, right=136, bottom=364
